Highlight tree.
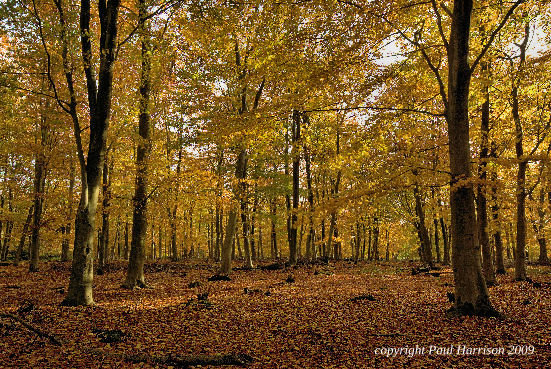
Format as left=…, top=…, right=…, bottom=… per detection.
left=63, top=0, right=121, bottom=306
left=123, top=0, right=152, bottom=289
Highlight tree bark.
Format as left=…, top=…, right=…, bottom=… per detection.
left=413, top=179, right=432, bottom=268
left=29, top=87, right=49, bottom=272
left=98, top=152, right=111, bottom=273
left=220, top=149, right=247, bottom=274
left=447, top=0, right=493, bottom=315
left=61, top=158, right=75, bottom=262
left=533, top=186, right=548, bottom=264
left=489, top=143, right=506, bottom=273
left=289, top=109, right=301, bottom=265
left=512, top=24, right=529, bottom=281
left=123, top=0, right=151, bottom=289
left=62, top=0, right=121, bottom=306
left=477, top=64, right=495, bottom=285
left=270, top=198, right=278, bottom=259
left=14, top=205, right=34, bottom=266
left=304, top=113, right=315, bottom=260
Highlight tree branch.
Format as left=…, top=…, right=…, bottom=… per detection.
left=470, top=0, right=525, bottom=74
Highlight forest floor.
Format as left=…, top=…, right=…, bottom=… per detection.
left=0, top=260, right=550, bottom=368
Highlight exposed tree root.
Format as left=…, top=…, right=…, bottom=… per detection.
left=0, top=312, right=62, bottom=346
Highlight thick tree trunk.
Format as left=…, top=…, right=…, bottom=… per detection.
left=123, top=0, right=150, bottom=289
left=447, top=0, right=493, bottom=315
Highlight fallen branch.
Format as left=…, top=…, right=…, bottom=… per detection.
left=0, top=312, right=62, bottom=346
left=367, top=332, right=405, bottom=337
left=88, top=348, right=253, bottom=368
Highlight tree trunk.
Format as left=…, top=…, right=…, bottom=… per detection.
left=270, top=199, right=277, bottom=259
left=413, top=179, right=432, bottom=268
left=512, top=24, right=529, bottom=281
left=61, top=158, right=75, bottom=262
left=29, top=92, right=49, bottom=272
left=489, top=143, right=505, bottom=273
left=220, top=149, right=247, bottom=274
left=385, top=229, right=390, bottom=261
left=14, top=205, right=34, bottom=266
left=250, top=190, right=258, bottom=262
left=532, top=184, right=548, bottom=264
left=289, top=109, right=301, bottom=265
left=372, top=218, right=379, bottom=261
left=304, top=120, right=315, bottom=260
left=123, top=0, right=150, bottom=289
left=447, top=0, right=493, bottom=315
left=124, top=221, right=129, bottom=260
left=98, top=152, right=111, bottom=273
left=440, top=217, right=449, bottom=265
left=361, top=223, right=366, bottom=260
left=477, top=65, right=495, bottom=285
left=240, top=189, right=253, bottom=268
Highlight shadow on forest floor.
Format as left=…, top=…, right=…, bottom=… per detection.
left=1, top=260, right=550, bottom=368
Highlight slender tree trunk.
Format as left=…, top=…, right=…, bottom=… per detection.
left=250, top=190, right=257, bottom=262
left=220, top=149, right=247, bottom=274
left=29, top=87, right=49, bottom=272
left=512, top=24, right=529, bottom=281
left=413, top=179, right=432, bottom=268
left=440, top=217, right=449, bottom=265
left=98, top=152, right=111, bottom=273
left=289, top=109, right=301, bottom=265
left=270, top=199, right=277, bottom=259
left=372, top=218, right=379, bottom=261
left=123, top=0, right=151, bottom=289
left=361, top=223, right=366, bottom=260
left=534, top=186, right=548, bottom=264
left=124, top=221, right=129, bottom=260
left=240, top=189, right=253, bottom=268
left=490, top=143, right=505, bottom=273
left=14, top=205, right=34, bottom=266
left=304, top=121, right=315, bottom=260
left=61, top=158, right=75, bottom=262
left=1, top=188, right=13, bottom=261
left=477, top=65, right=495, bottom=285
left=367, top=223, right=372, bottom=261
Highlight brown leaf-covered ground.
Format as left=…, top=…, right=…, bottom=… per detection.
left=1, top=261, right=550, bottom=368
